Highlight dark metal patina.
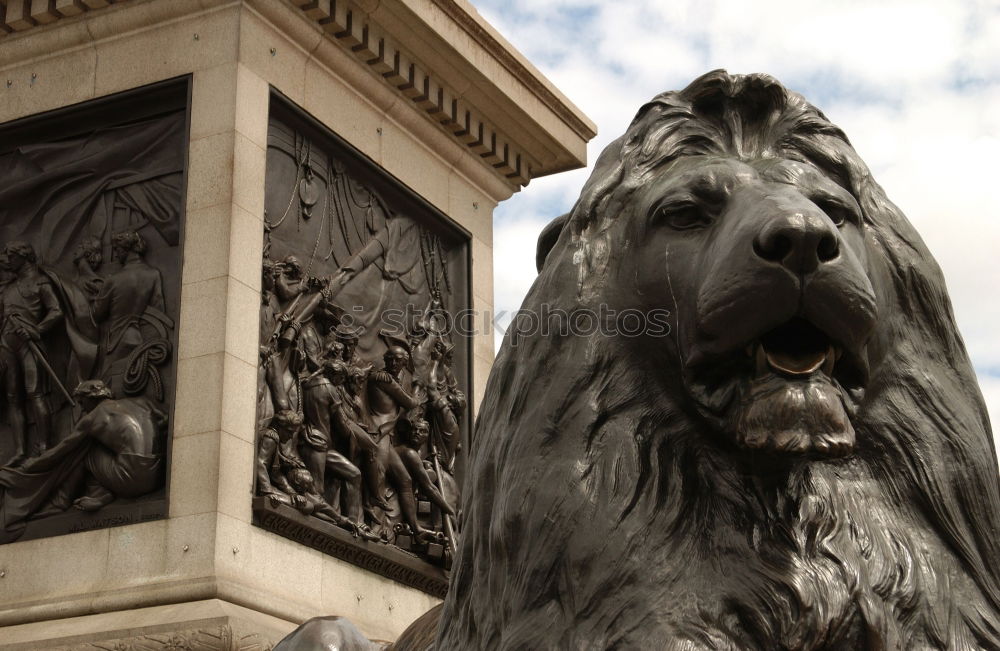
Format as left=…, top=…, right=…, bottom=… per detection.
left=0, top=78, right=188, bottom=544
left=278, top=70, right=1000, bottom=651
left=253, top=95, right=470, bottom=596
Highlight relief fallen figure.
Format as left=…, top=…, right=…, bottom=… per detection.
left=0, top=380, right=166, bottom=543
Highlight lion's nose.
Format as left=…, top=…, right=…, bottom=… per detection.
left=753, top=211, right=839, bottom=274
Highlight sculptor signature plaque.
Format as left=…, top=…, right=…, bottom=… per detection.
left=253, top=94, right=470, bottom=594
left=0, top=78, right=188, bottom=543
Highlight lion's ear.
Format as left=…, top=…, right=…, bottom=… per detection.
left=536, top=213, right=568, bottom=272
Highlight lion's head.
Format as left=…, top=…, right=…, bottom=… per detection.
left=439, top=71, right=1000, bottom=649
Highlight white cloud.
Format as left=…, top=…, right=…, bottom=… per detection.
left=699, top=1, right=968, bottom=89
left=491, top=216, right=550, bottom=350
left=825, top=85, right=1000, bottom=371
left=475, top=0, right=1000, bottom=429
left=978, top=375, right=1000, bottom=455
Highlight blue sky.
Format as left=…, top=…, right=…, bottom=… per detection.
left=470, top=0, right=1000, bottom=430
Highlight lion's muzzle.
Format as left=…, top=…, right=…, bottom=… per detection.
left=675, top=159, right=877, bottom=459
left=733, top=318, right=855, bottom=457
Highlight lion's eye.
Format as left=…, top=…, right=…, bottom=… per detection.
left=814, top=198, right=857, bottom=227
left=653, top=203, right=712, bottom=230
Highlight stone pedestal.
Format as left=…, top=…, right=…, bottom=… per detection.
left=0, top=0, right=593, bottom=647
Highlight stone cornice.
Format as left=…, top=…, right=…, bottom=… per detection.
left=279, top=0, right=593, bottom=187
left=0, top=0, right=125, bottom=34
left=426, top=0, right=594, bottom=141
left=0, top=0, right=594, bottom=190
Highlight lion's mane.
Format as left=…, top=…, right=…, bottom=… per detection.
left=437, top=71, right=1000, bottom=649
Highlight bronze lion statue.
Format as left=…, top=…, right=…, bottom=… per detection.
left=278, top=71, right=1000, bottom=650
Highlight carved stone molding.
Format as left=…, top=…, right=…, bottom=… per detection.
left=49, top=625, right=273, bottom=651
left=0, top=0, right=126, bottom=36
left=426, top=0, right=593, bottom=141
left=283, top=0, right=536, bottom=187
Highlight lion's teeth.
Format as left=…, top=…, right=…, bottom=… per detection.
left=823, top=345, right=836, bottom=376
left=763, top=347, right=828, bottom=376
left=755, top=343, right=768, bottom=377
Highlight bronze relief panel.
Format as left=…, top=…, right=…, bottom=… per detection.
left=253, top=95, right=470, bottom=595
left=0, top=78, right=189, bottom=543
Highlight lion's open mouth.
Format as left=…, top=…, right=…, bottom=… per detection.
left=685, top=311, right=869, bottom=460
left=724, top=317, right=862, bottom=459
left=756, top=318, right=835, bottom=378
left=744, top=317, right=867, bottom=393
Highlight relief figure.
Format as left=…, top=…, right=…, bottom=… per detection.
left=0, top=242, right=64, bottom=465
left=91, top=230, right=173, bottom=400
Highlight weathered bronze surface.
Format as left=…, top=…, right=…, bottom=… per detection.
left=253, top=95, right=469, bottom=591
left=0, top=78, right=188, bottom=544
left=277, top=70, right=1000, bottom=650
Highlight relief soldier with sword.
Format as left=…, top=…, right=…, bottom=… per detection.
left=0, top=241, right=71, bottom=467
